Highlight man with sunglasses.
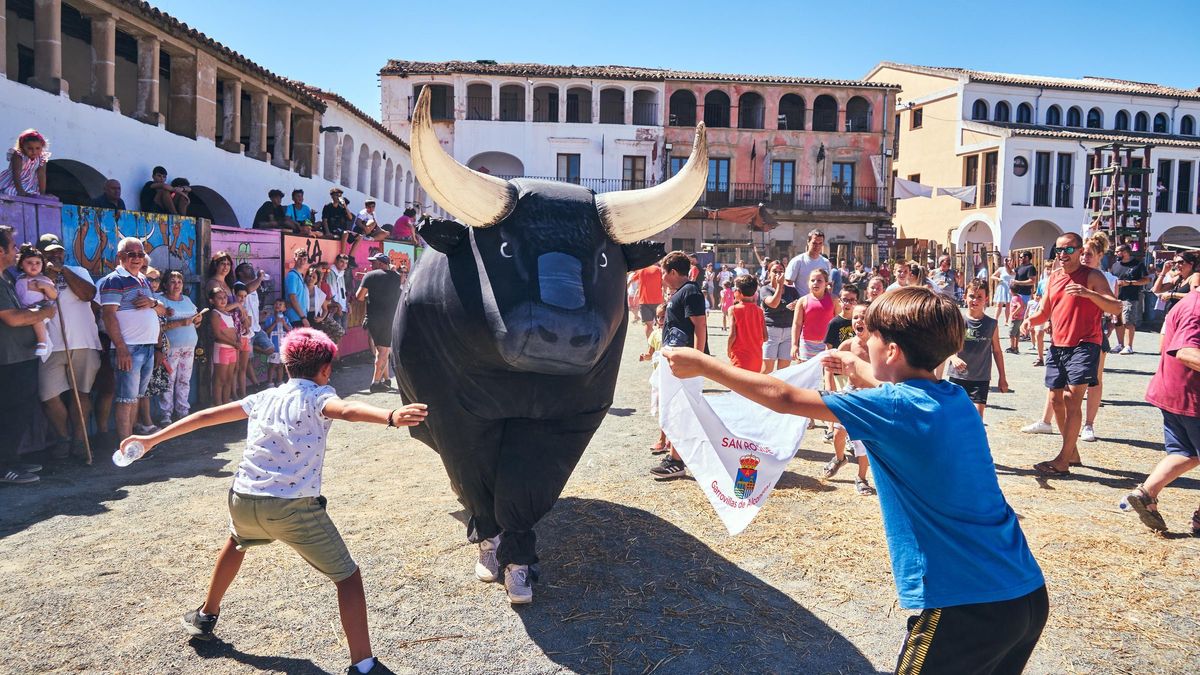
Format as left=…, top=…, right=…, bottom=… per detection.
left=1023, top=233, right=1120, bottom=477
left=1110, top=244, right=1149, bottom=354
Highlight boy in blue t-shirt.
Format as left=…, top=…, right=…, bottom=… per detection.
left=663, top=286, right=1047, bottom=674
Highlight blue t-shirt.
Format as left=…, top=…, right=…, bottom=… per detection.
left=284, top=269, right=308, bottom=323
left=158, top=294, right=199, bottom=349
left=821, top=380, right=1044, bottom=609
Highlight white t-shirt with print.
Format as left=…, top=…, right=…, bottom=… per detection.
left=232, top=378, right=338, bottom=498
left=48, top=265, right=102, bottom=351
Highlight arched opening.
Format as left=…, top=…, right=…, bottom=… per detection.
left=370, top=150, right=382, bottom=197
left=1086, top=108, right=1103, bottom=129
left=993, top=101, right=1011, bottom=123
left=956, top=219, right=996, bottom=249
left=632, top=89, right=658, bottom=126
left=466, top=83, right=493, bottom=121
left=668, top=90, right=696, bottom=126
left=812, top=95, right=837, bottom=131
left=1182, top=115, right=1196, bottom=136
left=404, top=173, right=413, bottom=207
left=356, top=144, right=369, bottom=193
left=1066, top=106, right=1082, bottom=127
left=779, top=94, right=805, bottom=130
left=393, top=169, right=404, bottom=208
left=971, top=99, right=988, bottom=121
left=1016, top=103, right=1032, bottom=124
left=322, top=133, right=338, bottom=181
left=1009, top=219, right=1063, bottom=256
left=704, top=90, right=731, bottom=128
left=737, top=92, right=765, bottom=129
left=339, top=134, right=355, bottom=188
left=1115, top=110, right=1130, bottom=131
left=566, top=86, right=592, bottom=123
left=467, top=151, right=525, bottom=178
left=845, top=96, right=871, bottom=131
left=384, top=159, right=394, bottom=203
left=533, top=85, right=559, bottom=123
left=599, top=88, right=626, bottom=124
left=188, top=185, right=239, bottom=227
left=499, top=84, right=525, bottom=122
left=45, top=159, right=108, bottom=206
left=1134, top=111, right=1149, bottom=132
left=1153, top=113, right=1169, bottom=133
left=1158, top=225, right=1200, bottom=248
left=1045, top=105, right=1062, bottom=126
left=411, top=84, right=453, bottom=120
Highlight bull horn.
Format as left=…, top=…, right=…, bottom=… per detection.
left=410, top=87, right=517, bottom=228
left=595, top=124, right=708, bottom=244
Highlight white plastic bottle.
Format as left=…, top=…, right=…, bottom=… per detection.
left=113, top=440, right=146, bottom=467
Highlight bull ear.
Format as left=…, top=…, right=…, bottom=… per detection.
left=620, top=241, right=666, bottom=271
left=417, top=218, right=469, bottom=254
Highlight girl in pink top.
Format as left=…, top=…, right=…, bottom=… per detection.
left=719, top=280, right=736, bottom=330
left=791, top=268, right=835, bottom=361
left=0, top=129, right=50, bottom=197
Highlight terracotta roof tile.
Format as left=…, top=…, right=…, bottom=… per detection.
left=969, top=121, right=1200, bottom=149
left=876, top=62, right=1200, bottom=101
left=381, top=60, right=897, bottom=89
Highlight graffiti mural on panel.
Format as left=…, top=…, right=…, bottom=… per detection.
left=280, top=235, right=381, bottom=356
left=61, top=205, right=199, bottom=281
left=211, top=226, right=282, bottom=302
left=382, top=241, right=415, bottom=274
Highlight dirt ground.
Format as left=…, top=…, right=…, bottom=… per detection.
left=2, top=315, right=1198, bottom=674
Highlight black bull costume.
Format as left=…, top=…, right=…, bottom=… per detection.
left=391, top=89, right=709, bottom=571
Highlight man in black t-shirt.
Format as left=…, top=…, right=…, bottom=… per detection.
left=252, top=189, right=286, bottom=229
left=321, top=187, right=355, bottom=244
left=356, top=254, right=404, bottom=392
left=1012, top=252, right=1037, bottom=300
left=652, top=251, right=707, bottom=481
left=1110, top=244, right=1149, bottom=354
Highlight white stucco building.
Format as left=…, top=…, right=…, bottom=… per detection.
left=867, top=62, right=1200, bottom=255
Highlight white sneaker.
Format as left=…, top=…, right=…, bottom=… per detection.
left=503, top=564, right=533, bottom=604
left=475, top=535, right=500, bottom=582
left=1080, top=424, right=1097, bottom=442
left=1021, top=421, right=1054, bottom=435
left=1120, top=346, right=1134, bottom=355
left=133, top=423, right=159, bottom=435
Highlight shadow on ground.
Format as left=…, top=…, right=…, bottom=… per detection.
left=515, top=498, right=878, bottom=674
left=191, top=638, right=324, bottom=674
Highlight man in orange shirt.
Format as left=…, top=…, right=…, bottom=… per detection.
left=635, top=260, right=665, bottom=338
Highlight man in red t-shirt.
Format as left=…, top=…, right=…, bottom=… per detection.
left=727, top=274, right=765, bottom=373
left=1023, top=232, right=1119, bottom=476
left=635, top=261, right=665, bottom=338
left=1123, top=288, right=1200, bottom=533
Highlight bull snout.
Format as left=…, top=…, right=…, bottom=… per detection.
left=538, top=252, right=585, bottom=310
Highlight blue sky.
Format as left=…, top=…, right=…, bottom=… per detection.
left=155, top=0, right=1200, bottom=119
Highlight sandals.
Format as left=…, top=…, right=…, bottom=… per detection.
left=822, top=456, right=847, bottom=479
left=649, top=444, right=667, bottom=456
left=1033, top=461, right=1070, bottom=477
left=855, top=478, right=876, bottom=496
left=1124, top=486, right=1167, bottom=532
left=1032, top=359, right=1044, bottom=367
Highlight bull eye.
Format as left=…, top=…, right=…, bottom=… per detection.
left=599, top=252, right=608, bottom=268
left=500, top=242, right=513, bottom=259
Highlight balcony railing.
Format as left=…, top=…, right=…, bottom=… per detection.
left=982, top=182, right=997, bottom=207
left=845, top=113, right=873, bottom=132
left=633, top=102, right=659, bottom=126
left=495, top=175, right=660, bottom=194
left=1033, top=184, right=1051, bottom=207
left=466, top=96, right=491, bottom=121
left=704, top=104, right=731, bottom=128
left=599, top=103, right=625, bottom=124
left=701, top=183, right=887, bottom=212
left=565, top=100, right=590, bottom=123
left=1055, top=182, right=1073, bottom=208
left=533, top=104, right=559, bottom=123
left=498, top=96, right=525, bottom=122
left=407, top=95, right=455, bottom=121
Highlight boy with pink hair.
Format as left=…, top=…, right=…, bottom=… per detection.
left=120, top=329, right=427, bottom=674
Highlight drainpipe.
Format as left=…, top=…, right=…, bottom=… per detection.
left=1170, top=98, right=1181, bottom=131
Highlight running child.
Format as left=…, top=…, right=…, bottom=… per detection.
left=948, top=279, right=1009, bottom=418
left=118, top=329, right=428, bottom=675
left=663, top=287, right=1047, bottom=673
left=719, top=280, right=736, bottom=331
left=825, top=301, right=875, bottom=496
left=261, top=299, right=292, bottom=386
left=727, top=274, right=765, bottom=373
left=15, top=243, right=57, bottom=358
left=1006, top=293, right=1026, bottom=355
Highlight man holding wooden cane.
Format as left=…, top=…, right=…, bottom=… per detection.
left=37, top=234, right=100, bottom=462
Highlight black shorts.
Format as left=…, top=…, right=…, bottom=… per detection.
left=365, top=318, right=392, bottom=348
left=638, top=303, right=660, bottom=323
left=950, top=377, right=990, bottom=405
left=1045, top=342, right=1100, bottom=389
left=895, top=585, right=1048, bottom=675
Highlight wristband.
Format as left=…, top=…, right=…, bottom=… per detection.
left=387, top=409, right=397, bottom=428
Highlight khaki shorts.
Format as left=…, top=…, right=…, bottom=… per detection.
left=227, top=491, right=357, bottom=582
left=38, top=348, right=101, bottom=402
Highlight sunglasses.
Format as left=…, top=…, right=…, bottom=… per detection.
left=1173, top=259, right=1187, bottom=265
left=148, top=277, right=161, bottom=283
left=1053, top=246, right=1078, bottom=256
left=123, top=251, right=146, bottom=258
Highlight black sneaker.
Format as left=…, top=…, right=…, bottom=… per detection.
left=368, top=382, right=389, bottom=393
left=650, top=457, right=686, bottom=480
left=181, top=607, right=218, bottom=640
left=344, top=659, right=395, bottom=675
left=1, top=469, right=39, bottom=484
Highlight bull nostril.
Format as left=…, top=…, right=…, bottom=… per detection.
left=569, top=333, right=595, bottom=348
left=538, top=326, right=559, bottom=343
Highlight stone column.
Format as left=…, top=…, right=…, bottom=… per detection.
left=29, top=0, right=64, bottom=94
left=292, top=113, right=317, bottom=178
left=219, top=79, right=243, bottom=153
left=166, top=53, right=197, bottom=138
left=247, top=89, right=270, bottom=162
left=271, top=102, right=293, bottom=170
left=194, top=51, right=218, bottom=141
left=83, top=13, right=117, bottom=110
left=134, top=35, right=161, bottom=125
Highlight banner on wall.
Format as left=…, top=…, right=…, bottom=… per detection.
left=213, top=226, right=283, bottom=301
left=61, top=206, right=200, bottom=282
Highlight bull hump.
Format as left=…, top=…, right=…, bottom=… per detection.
left=506, top=181, right=605, bottom=255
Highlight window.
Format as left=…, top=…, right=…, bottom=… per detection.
left=1086, top=108, right=1103, bottom=129
left=738, top=92, right=766, bottom=129
left=911, top=107, right=923, bottom=129
left=832, top=162, right=855, bottom=206
left=707, top=158, right=730, bottom=206
left=1182, top=115, right=1197, bottom=136
left=983, top=152, right=998, bottom=207
left=994, top=101, right=1011, bottom=122
left=599, top=88, right=625, bottom=124
left=622, top=155, right=646, bottom=189
left=1066, top=106, right=1082, bottom=127
left=770, top=160, right=795, bottom=193
left=962, top=155, right=979, bottom=209
left=1046, top=105, right=1062, bottom=126
left=907, top=173, right=921, bottom=183
left=846, top=96, right=871, bottom=131
left=1154, top=113, right=1169, bottom=134
left=704, top=91, right=731, bottom=128
left=412, top=84, right=454, bottom=120
left=669, top=156, right=688, bottom=177
left=779, top=94, right=805, bottom=130
left=671, top=238, right=696, bottom=253
left=893, top=113, right=901, bottom=159
left=556, top=154, right=581, bottom=184
left=971, top=99, right=988, bottom=121
left=1033, top=152, right=1051, bottom=206
left=812, top=95, right=838, bottom=131
left=1115, top=110, right=1130, bottom=131
left=566, top=87, right=592, bottom=123
left=1176, top=161, right=1193, bottom=214
left=1016, top=103, right=1032, bottom=124
left=1156, top=160, right=1172, bottom=212
left=1130, top=157, right=1145, bottom=190
left=499, top=84, right=525, bottom=122
left=668, top=90, right=696, bottom=126
left=466, top=83, right=493, bottom=121
left=1134, top=111, right=1149, bottom=131
left=1055, top=153, right=1072, bottom=207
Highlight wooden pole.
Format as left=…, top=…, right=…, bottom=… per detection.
left=53, top=296, right=92, bottom=464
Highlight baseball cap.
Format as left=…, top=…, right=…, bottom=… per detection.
left=37, top=233, right=65, bottom=253
left=365, top=198, right=376, bottom=205
left=370, top=253, right=390, bottom=263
